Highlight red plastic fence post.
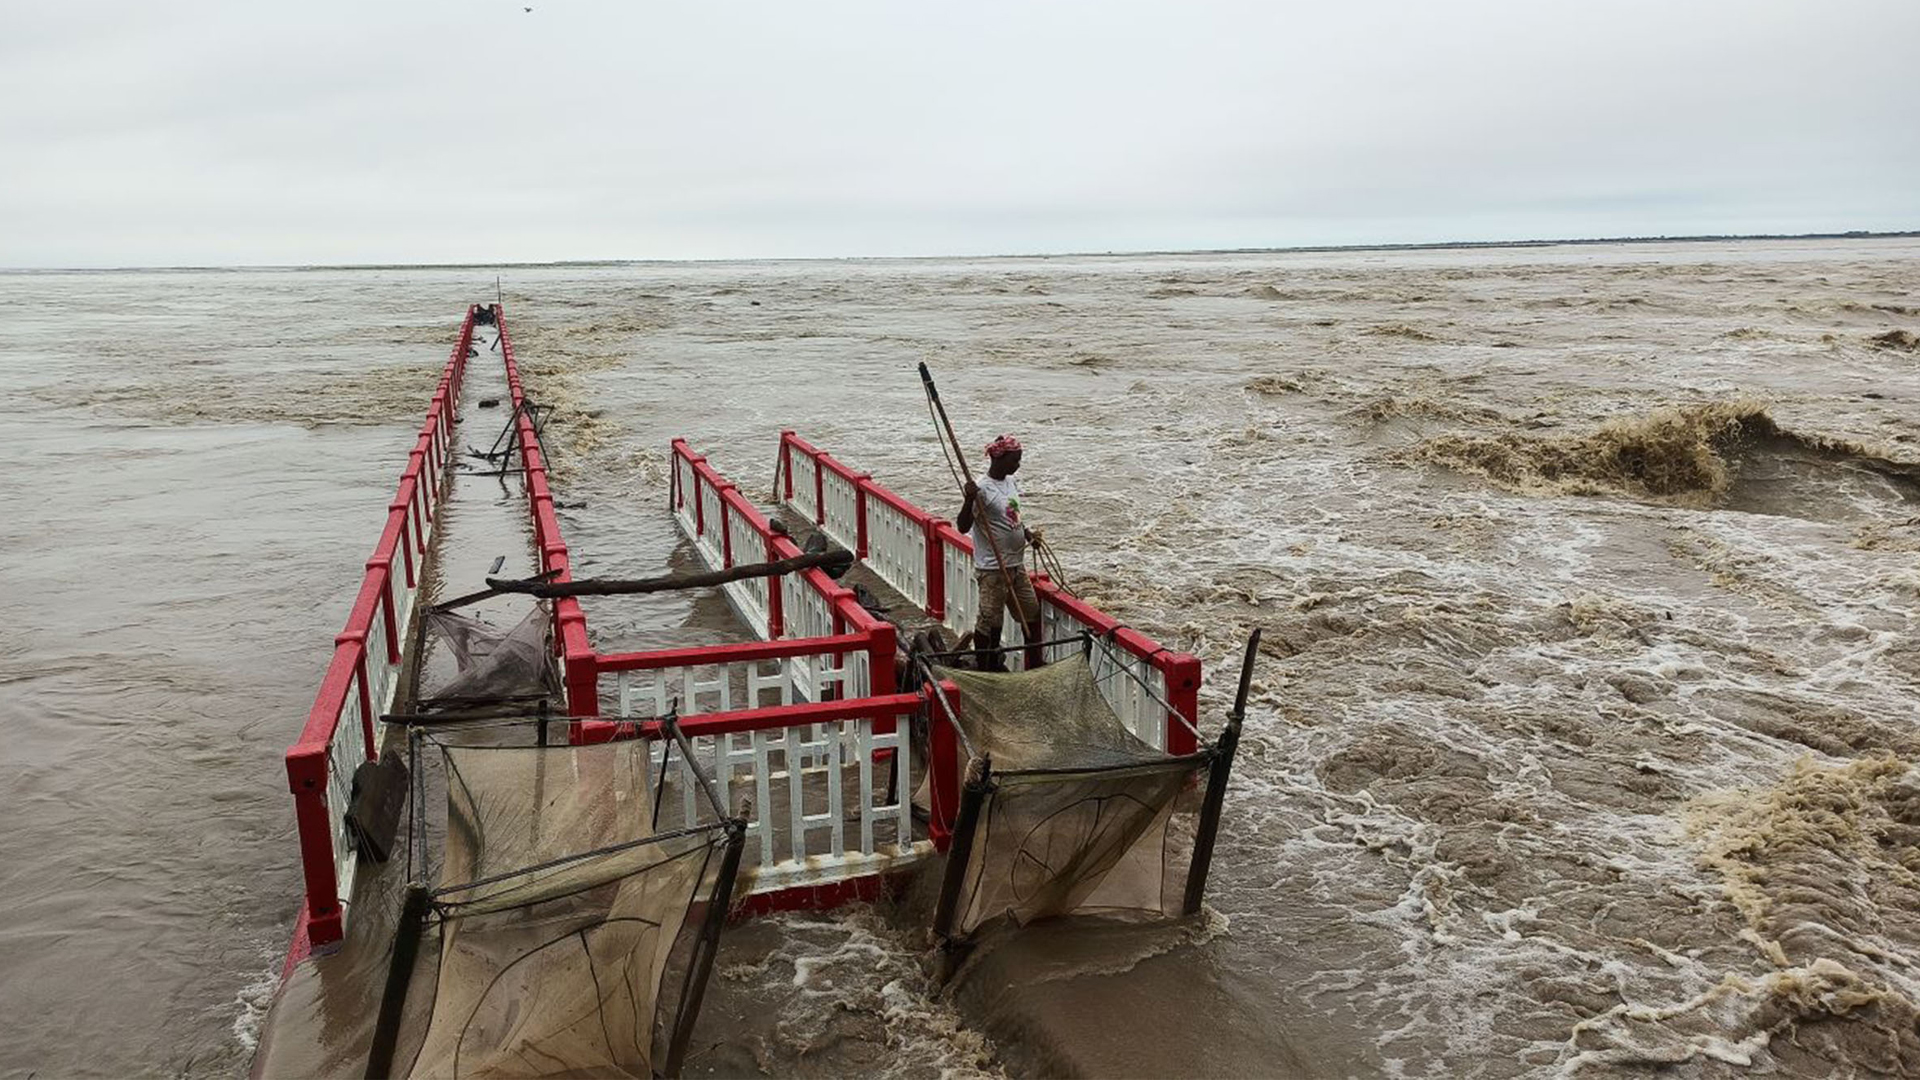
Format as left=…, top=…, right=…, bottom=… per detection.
left=925, top=683, right=959, bottom=852
left=924, top=518, right=946, bottom=620
left=409, top=447, right=430, bottom=522
left=719, top=491, right=733, bottom=568
left=396, top=513, right=417, bottom=590
left=780, top=431, right=796, bottom=501
left=854, top=474, right=871, bottom=558
left=368, top=561, right=401, bottom=664
left=765, top=531, right=785, bottom=637
left=285, top=747, right=343, bottom=947
left=867, top=618, right=896, bottom=698
left=565, top=642, right=598, bottom=717
left=408, top=488, right=426, bottom=553
left=1162, top=652, right=1202, bottom=756
left=812, top=452, right=825, bottom=525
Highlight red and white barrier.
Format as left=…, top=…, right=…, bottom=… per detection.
left=284, top=309, right=1199, bottom=963
left=284, top=307, right=475, bottom=955
left=775, top=431, right=1202, bottom=754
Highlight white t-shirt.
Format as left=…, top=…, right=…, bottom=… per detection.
left=970, top=475, right=1026, bottom=570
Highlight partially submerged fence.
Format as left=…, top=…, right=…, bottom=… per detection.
left=285, top=307, right=475, bottom=952
left=286, top=308, right=1201, bottom=956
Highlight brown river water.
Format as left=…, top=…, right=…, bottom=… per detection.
left=3, top=239, right=1918, bottom=1077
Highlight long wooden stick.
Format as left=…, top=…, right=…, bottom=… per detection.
left=484, top=548, right=852, bottom=598
left=918, top=363, right=1035, bottom=628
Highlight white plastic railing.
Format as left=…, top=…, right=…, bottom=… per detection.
left=321, top=681, right=368, bottom=918
left=821, top=467, right=861, bottom=556
left=863, top=490, right=929, bottom=610
left=602, top=650, right=859, bottom=720
left=696, top=479, right=728, bottom=568
left=1037, top=599, right=1170, bottom=750
left=783, top=438, right=819, bottom=521
left=646, top=699, right=921, bottom=887
left=726, top=504, right=773, bottom=637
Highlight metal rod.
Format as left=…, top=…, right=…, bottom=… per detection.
left=930, top=755, right=992, bottom=946
left=667, top=713, right=731, bottom=823
left=407, top=727, right=421, bottom=884
left=995, top=755, right=1209, bottom=780
left=652, top=712, right=677, bottom=831
left=429, top=821, right=729, bottom=902
left=912, top=658, right=978, bottom=760
left=1183, top=628, right=1259, bottom=916
left=665, top=822, right=747, bottom=1077
left=914, top=633, right=1092, bottom=661
left=408, top=692, right=554, bottom=709
left=364, top=883, right=432, bottom=1079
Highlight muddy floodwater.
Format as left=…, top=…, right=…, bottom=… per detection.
left=3, top=238, right=1919, bottom=1077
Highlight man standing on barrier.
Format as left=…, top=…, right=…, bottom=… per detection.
left=956, top=434, right=1045, bottom=671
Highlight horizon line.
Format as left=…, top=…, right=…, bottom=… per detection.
left=5, top=228, right=1916, bottom=274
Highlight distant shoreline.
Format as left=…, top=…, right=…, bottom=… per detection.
left=9, top=229, right=1917, bottom=274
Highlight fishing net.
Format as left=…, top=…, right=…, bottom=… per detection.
left=405, top=731, right=737, bottom=1079
left=934, top=655, right=1207, bottom=938
left=422, top=603, right=560, bottom=705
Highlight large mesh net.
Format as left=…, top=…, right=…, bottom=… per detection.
left=422, top=604, right=561, bottom=705
left=403, top=732, right=735, bottom=1079
left=935, top=655, right=1206, bottom=937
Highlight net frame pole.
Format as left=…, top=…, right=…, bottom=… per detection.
left=1184, top=629, right=1259, bottom=916
left=913, top=633, right=1094, bottom=663
left=364, top=884, right=432, bottom=1079
left=930, top=755, right=993, bottom=947
left=663, top=820, right=747, bottom=1078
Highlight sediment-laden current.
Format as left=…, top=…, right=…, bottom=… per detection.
left=2, top=239, right=1917, bottom=1076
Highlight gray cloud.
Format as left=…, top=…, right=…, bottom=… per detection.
left=2, top=0, right=1915, bottom=266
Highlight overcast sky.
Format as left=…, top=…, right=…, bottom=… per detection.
left=3, top=0, right=1915, bottom=267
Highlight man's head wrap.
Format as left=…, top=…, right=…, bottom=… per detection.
left=985, top=434, right=1022, bottom=459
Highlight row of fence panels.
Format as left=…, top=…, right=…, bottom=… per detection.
left=286, top=306, right=476, bottom=951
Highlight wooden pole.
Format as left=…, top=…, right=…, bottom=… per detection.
left=917, top=363, right=1036, bottom=629
left=483, top=548, right=852, bottom=598
left=664, top=821, right=747, bottom=1078
left=931, top=754, right=992, bottom=946
left=364, top=884, right=431, bottom=1079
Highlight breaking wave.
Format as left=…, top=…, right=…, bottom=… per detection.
left=1364, top=323, right=1444, bottom=342
left=1404, top=401, right=1919, bottom=513
left=1587, top=755, right=1920, bottom=1075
